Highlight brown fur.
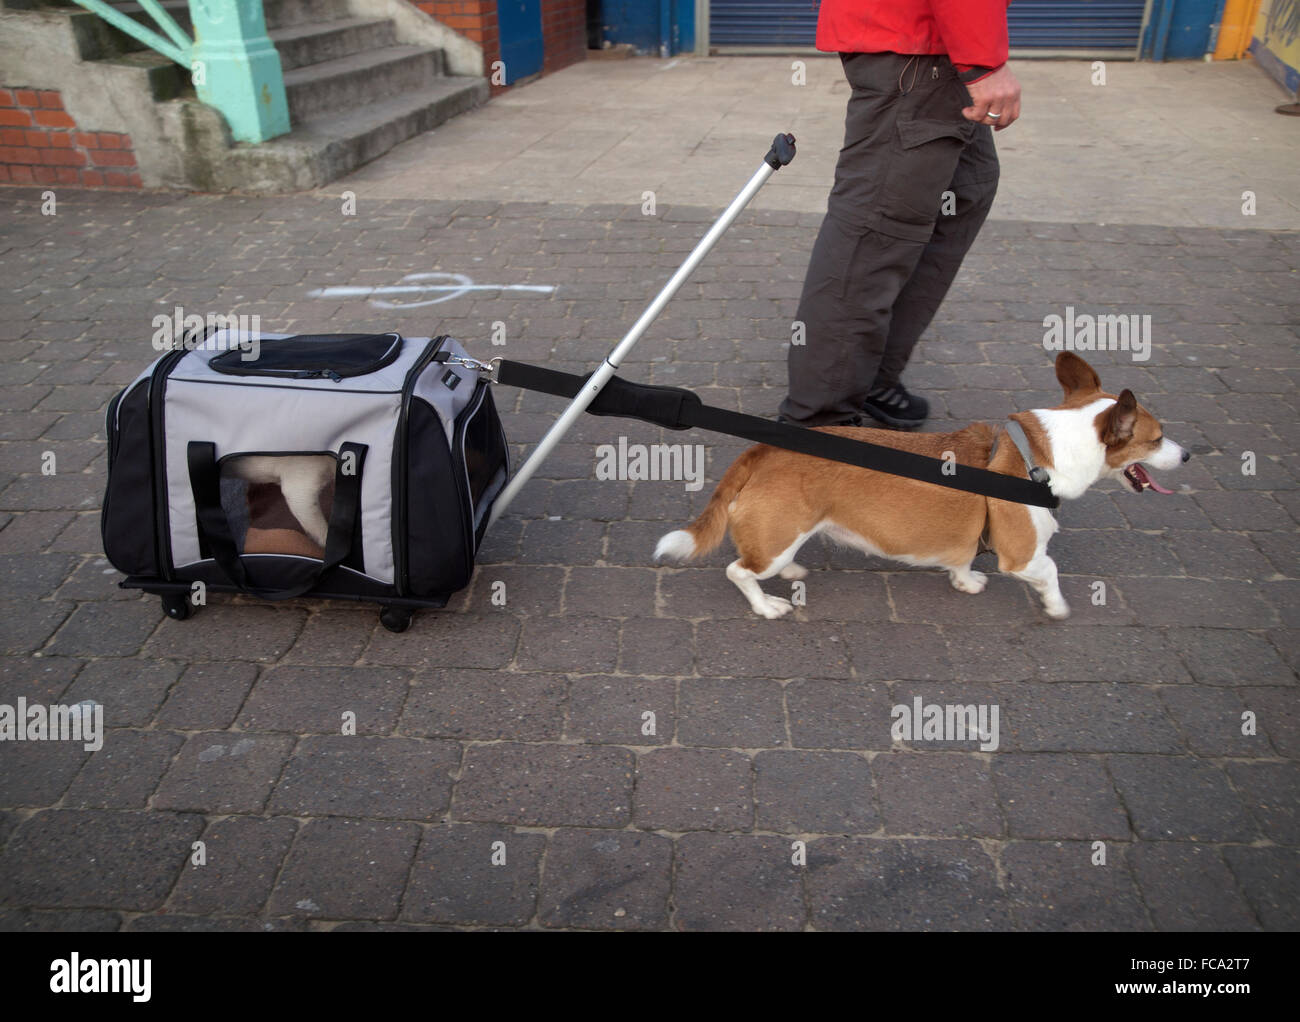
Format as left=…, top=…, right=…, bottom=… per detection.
left=685, top=422, right=997, bottom=572
left=666, top=352, right=1178, bottom=616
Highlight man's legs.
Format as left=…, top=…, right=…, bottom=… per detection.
left=781, top=54, right=993, bottom=427
left=874, top=127, right=1000, bottom=389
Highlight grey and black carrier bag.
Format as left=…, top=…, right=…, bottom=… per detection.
left=101, top=330, right=508, bottom=632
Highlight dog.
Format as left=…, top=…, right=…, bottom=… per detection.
left=226, top=455, right=335, bottom=549
left=655, top=353, right=1189, bottom=619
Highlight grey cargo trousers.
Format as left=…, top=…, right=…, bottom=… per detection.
left=779, top=52, right=1001, bottom=426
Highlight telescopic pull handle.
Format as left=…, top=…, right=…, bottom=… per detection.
left=764, top=133, right=796, bottom=169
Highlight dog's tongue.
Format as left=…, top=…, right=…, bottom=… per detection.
left=1130, top=463, right=1175, bottom=494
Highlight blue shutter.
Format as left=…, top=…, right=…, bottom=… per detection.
left=707, top=1, right=1149, bottom=52
left=1008, top=1, right=1149, bottom=50
left=709, top=1, right=818, bottom=47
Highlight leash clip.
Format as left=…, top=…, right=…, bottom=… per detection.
left=442, top=355, right=501, bottom=382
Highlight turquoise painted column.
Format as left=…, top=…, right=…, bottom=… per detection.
left=189, top=0, right=290, bottom=143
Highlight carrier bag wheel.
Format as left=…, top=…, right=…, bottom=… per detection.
left=379, top=606, right=413, bottom=633
left=160, top=592, right=193, bottom=621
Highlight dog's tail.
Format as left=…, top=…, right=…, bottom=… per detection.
left=654, top=448, right=758, bottom=562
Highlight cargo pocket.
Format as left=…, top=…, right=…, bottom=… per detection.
left=878, top=113, right=974, bottom=238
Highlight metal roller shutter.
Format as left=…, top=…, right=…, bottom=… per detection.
left=709, top=0, right=818, bottom=47
left=707, top=1, right=1149, bottom=54
left=1009, top=1, right=1149, bottom=51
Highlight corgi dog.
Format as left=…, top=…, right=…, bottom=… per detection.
left=654, top=353, right=1189, bottom=619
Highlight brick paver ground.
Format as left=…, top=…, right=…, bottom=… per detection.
left=0, top=175, right=1296, bottom=929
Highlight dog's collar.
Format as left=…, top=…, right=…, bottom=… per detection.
left=999, top=420, right=1052, bottom=486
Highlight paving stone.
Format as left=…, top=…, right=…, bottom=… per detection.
left=400, top=668, right=565, bottom=741
left=0, top=654, right=81, bottom=704
left=1013, top=626, right=1188, bottom=682
left=514, top=615, right=621, bottom=673
left=563, top=566, right=658, bottom=618
left=1222, top=846, right=1300, bottom=930
left=673, top=833, right=805, bottom=931
left=1051, top=528, right=1183, bottom=578
left=676, top=677, right=786, bottom=748
left=0, top=809, right=202, bottom=911
left=999, top=682, right=1183, bottom=753
left=633, top=748, right=752, bottom=831
left=455, top=743, right=634, bottom=827
left=1131, top=843, right=1260, bottom=931
left=754, top=751, right=878, bottom=835
left=152, top=732, right=294, bottom=814
left=695, top=619, right=850, bottom=678
left=280, top=609, right=375, bottom=665
left=61, top=659, right=181, bottom=727
left=537, top=828, right=672, bottom=930
left=992, top=753, right=1130, bottom=840
left=872, top=753, right=1002, bottom=837
left=0, top=738, right=89, bottom=807
left=465, top=565, right=566, bottom=617
left=154, top=662, right=259, bottom=730
left=269, top=736, right=460, bottom=820
left=566, top=674, right=674, bottom=745
left=168, top=816, right=297, bottom=917
left=363, top=612, right=521, bottom=669
left=617, top=618, right=694, bottom=676
left=887, top=570, right=1038, bottom=625
left=941, top=627, right=1038, bottom=682
left=0, top=598, right=72, bottom=654
left=837, top=623, right=952, bottom=682
left=61, top=729, right=184, bottom=809
left=237, top=665, right=410, bottom=735
left=124, top=914, right=305, bottom=932
left=1160, top=686, right=1268, bottom=757
left=0, top=511, right=75, bottom=553
left=1224, top=761, right=1300, bottom=845
left=1108, top=755, right=1256, bottom=841
left=785, top=679, right=896, bottom=751
left=403, top=824, right=545, bottom=927
left=0, top=553, right=76, bottom=599
left=1002, top=841, right=1149, bottom=931
left=0, top=908, right=122, bottom=931
left=1168, top=627, right=1296, bottom=685
left=1108, top=578, right=1276, bottom=629
left=804, top=837, right=1010, bottom=930
left=143, top=603, right=305, bottom=663
left=267, top=817, right=421, bottom=921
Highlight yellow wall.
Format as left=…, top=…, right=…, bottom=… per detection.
left=1215, top=0, right=1262, bottom=59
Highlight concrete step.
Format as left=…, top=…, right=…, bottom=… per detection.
left=270, top=17, right=398, bottom=73
left=282, top=45, right=445, bottom=123
left=220, top=76, right=489, bottom=192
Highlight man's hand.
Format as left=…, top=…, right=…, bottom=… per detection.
left=963, top=65, right=1021, bottom=130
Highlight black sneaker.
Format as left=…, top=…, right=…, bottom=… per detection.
left=862, top=383, right=929, bottom=430
left=777, top=414, right=863, bottom=427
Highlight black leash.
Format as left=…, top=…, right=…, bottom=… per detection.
left=491, top=360, right=1059, bottom=509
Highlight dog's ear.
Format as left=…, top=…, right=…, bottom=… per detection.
left=1056, top=352, right=1102, bottom=397
left=1100, top=389, right=1138, bottom=446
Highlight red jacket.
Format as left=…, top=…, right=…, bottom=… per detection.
left=817, top=0, right=1011, bottom=74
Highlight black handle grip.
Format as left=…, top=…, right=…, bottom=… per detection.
left=764, top=132, right=796, bottom=169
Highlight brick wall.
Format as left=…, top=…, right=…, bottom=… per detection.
left=0, top=88, right=141, bottom=188
left=541, top=0, right=586, bottom=73
left=413, top=0, right=584, bottom=94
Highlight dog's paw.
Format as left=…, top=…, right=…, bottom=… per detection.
left=778, top=562, right=808, bottom=581
left=1044, top=599, right=1071, bottom=620
left=949, top=569, right=988, bottom=594
left=755, top=595, right=795, bottom=619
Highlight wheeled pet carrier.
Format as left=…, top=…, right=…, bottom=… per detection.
left=101, top=330, right=508, bottom=632
left=101, top=135, right=1054, bottom=632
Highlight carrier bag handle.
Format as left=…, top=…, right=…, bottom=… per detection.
left=186, top=441, right=368, bottom=601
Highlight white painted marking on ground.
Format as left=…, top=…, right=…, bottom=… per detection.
left=307, top=271, right=556, bottom=309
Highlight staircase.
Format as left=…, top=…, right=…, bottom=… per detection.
left=59, top=0, right=487, bottom=190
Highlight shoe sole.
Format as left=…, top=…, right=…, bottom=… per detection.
left=862, top=406, right=926, bottom=431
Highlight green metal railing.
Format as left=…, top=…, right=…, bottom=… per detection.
left=71, top=0, right=290, bottom=143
